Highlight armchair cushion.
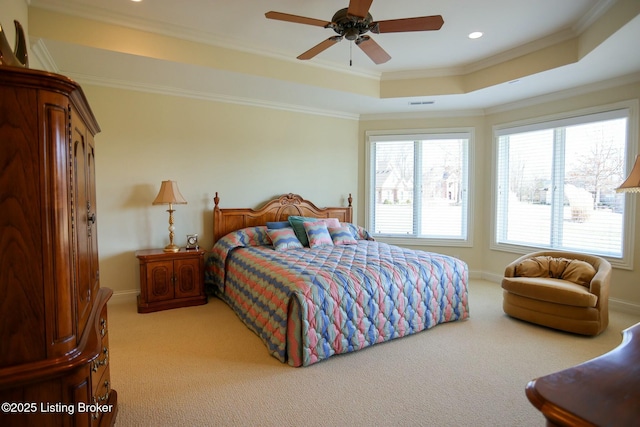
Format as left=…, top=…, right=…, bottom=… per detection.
left=514, top=256, right=596, bottom=287
left=502, top=277, right=598, bottom=308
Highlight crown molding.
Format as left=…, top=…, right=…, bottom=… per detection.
left=382, top=28, right=577, bottom=82
left=361, top=72, right=640, bottom=121
left=380, top=0, right=616, bottom=82
left=360, top=108, right=485, bottom=122
left=574, top=0, right=618, bottom=34
left=69, top=69, right=638, bottom=123
left=485, top=71, right=640, bottom=115
left=64, top=72, right=360, bottom=121
left=30, top=38, right=59, bottom=72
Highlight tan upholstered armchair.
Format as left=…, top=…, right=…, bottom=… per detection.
left=502, top=251, right=611, bottom=336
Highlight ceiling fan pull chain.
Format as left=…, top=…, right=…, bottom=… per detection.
left=350, top=41, right=353, bottom=66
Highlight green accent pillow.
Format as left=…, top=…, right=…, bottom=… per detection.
left=287, top=216, right=316, bottom=247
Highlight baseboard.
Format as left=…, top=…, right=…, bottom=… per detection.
left=110, top=290, right=138, bottom=305
left=481, top=271, right=503, bottom=283
left=609, top=298, right=640, bottom=315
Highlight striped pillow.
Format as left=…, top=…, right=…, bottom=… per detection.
left=288, top=216, right=342, bottom=246
left=267, top=227, right=303, bottom=251
left=303, top=221, right=334, bottom=248
left=328, top=226, right=357, bottom=245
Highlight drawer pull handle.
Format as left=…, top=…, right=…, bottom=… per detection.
left=100, top=318, right=107, bottom=337
left=91, top=380, right=111, bottom=420
left=91, top=347, right=109, bottom=372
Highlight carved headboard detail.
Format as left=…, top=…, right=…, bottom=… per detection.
left=212, top=192, right=353, bottom=243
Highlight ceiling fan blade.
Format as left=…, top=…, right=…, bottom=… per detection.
left=347, top=0, right=373, bottom=19
left=297, top=36, right=342, bottom=60
left=372, top=15, right=444, bottom=33
left=356, top=36, right=391, bottom=64
left=265, top=11, right=330, bottom=27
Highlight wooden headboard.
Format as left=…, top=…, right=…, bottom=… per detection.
left=213, top=192, right=353, bottom=243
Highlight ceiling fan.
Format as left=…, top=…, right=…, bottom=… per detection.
left=265, top=0, right=444, bottom=65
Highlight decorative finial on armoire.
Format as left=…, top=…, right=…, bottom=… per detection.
left=0, top=20, right=28, bottom=67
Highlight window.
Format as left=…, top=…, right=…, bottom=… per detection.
left=493, top=104, right=637, bottom=266
left=366, top=130, right=472, bottom=245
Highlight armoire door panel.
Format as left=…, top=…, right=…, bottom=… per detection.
left=40, top=91, right=77, bottom=357
left=86, top=138, right=100, bottom=301
left=0, top=85, right=46, bottom=367
left=72, top=115, right=92, bottom=337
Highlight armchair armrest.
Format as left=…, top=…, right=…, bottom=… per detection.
left=589, top=260, right=612, bottom=298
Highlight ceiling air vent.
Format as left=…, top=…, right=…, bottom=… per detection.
left=409, top=101, right=435, bottom=106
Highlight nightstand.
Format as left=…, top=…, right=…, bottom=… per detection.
left=135, top=248, right=207, bottom=313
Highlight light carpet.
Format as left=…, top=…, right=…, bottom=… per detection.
left=107, top=280, right=640, bottom=426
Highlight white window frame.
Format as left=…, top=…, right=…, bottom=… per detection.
left=490, top=100, right=639, bottom=269
left=365, top=128, right=474, bottom=247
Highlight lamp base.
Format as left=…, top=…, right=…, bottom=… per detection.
left=163, top=244, right=180, bottom=253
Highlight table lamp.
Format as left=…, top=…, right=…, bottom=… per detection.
left=616, top=154, right=640, bottom=193
left=153, top=180, right=187, bottom=252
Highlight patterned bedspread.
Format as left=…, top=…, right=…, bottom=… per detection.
left=205, top=226, right=469, bottom=366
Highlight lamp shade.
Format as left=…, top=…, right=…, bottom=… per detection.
left=616, top=155, right=640, bottom=193
left=152, top=180, right=188, bottom=205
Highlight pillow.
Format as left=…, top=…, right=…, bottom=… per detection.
left=319, top=218, right=341, bottom=228
left=303, top=221, right=334, bottom=248
left=561, top=259, right=596, bottom=287
left=267, top=227, right=303, bottom=251
left=328, top=226, right=357, bottom=245
left=288, top=216, right=341, bottom=246
left=515, top=256, right=552, bottom=278
left=340, top=222, right=375, bottom=241
left=266, top=221, right=291, bottom=229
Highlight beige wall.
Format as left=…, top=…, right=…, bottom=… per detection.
left=83, top=86, right=359, bottom=298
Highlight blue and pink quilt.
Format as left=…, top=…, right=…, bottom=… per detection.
left=205, top=226, right=469, bottom=366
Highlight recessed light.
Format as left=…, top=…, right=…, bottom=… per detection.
left=468, top=32, right=483, bottom=39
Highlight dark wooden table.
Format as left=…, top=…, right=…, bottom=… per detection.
left=526, top=322, right=640, bottom=426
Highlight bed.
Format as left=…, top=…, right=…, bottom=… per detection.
left=204, top=193, right=469, bottom=367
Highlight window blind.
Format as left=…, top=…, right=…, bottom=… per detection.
left=368, top=131, right=471, bottom=243
left=495, top=109, right=629, bottom=258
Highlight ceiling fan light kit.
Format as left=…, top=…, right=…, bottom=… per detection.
left=265, top=0, right=443, bottom=65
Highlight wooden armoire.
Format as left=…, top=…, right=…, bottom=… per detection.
left=0, top=67, right=117, bottom=426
